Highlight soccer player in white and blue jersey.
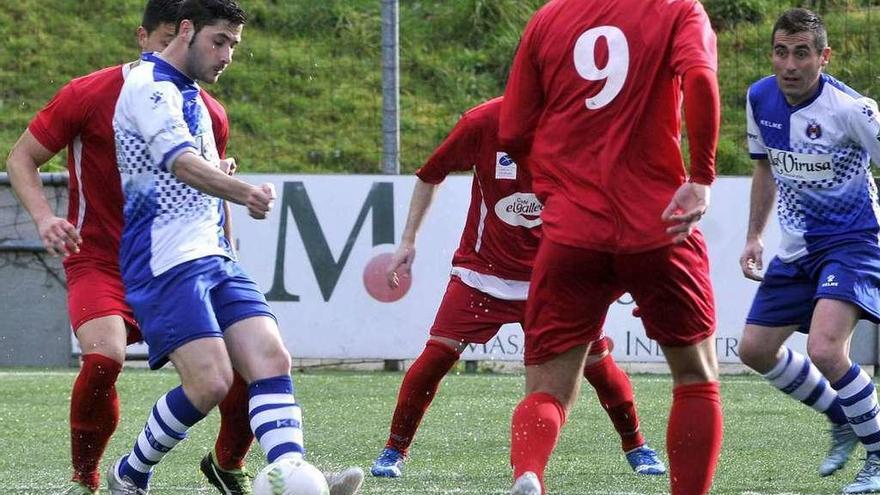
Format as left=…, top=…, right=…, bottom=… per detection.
left=105, top=1, right=363, bottom=493
left=739, top=8, right=880, bottom=494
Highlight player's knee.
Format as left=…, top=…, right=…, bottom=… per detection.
left=737, top=338, right=776, bottom=373
left=266, top=344, right=292, bottom=375
left=806, top=340, right=848, bottom=377
left=197, top=373, right=234, bottom=407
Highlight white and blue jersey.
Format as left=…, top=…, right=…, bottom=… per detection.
left=746, top=73, right=880, bottom=262
left=113, top=52, right=232, bottom=287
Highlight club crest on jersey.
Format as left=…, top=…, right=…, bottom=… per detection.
left=151, top=91, right=164, bottom=107
left=495, top=152, right=517, bottom=180
left=805, top=121, right=822, bottom=140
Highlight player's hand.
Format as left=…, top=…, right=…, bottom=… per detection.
left=37, top=215, right=82, bottom=257
left=220, top=158, right=237, bottom=175
left=246, top=183, right=276, bottom=219
left=386, top=243, right=415, bottom=289
left=740, top=238, right=764, bottom=281
left=661, top=182, right=710, bottom=243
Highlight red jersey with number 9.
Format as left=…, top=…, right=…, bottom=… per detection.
left=499, top=0, right=717, bottom=253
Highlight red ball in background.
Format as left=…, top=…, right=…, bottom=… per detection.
left=363, top=252, right=412, bottom=303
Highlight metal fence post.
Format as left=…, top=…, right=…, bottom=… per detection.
left=381, top=0, right=400, bottom=175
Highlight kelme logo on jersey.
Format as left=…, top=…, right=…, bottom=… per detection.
left=805, top=121, right=822, bottom=140
left=766, top=147, right=833, bottom=181
left=494, top=193, right=543, bottom=228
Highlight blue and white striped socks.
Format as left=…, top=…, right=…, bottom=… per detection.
left=249, top=375, right=305, bottom=462
left=832, top=363, right=880, bottom=453
left=763, top=347, right=848, bottom=425
left=119, top=386, right=206, bottom=488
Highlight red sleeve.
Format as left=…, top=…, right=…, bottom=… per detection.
left=205, top=93, right=229, bottom=159
left=670, top=0, right=718, bottom=76
left=683, top=66, right=719, bottom=185
left=27, top=82, right=85, bottom=153
left=498, top=15, right=544, bottom=161
left=416, top=113, right=482, bottom=184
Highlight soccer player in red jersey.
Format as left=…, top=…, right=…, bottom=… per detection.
left=499, top=1, right=722, bottom=494
left=372, top=98, right=666, bottom=478
left=370, top=97, right=665, bottom=480
left=5, top=2, right=254, bottom=493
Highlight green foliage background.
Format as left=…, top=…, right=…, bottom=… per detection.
left=0, top=0, right=878, bottom=175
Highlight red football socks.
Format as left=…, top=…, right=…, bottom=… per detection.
left=668, top=381, right=723, bottom=495
left=214, top=370, right=254, bottom=470
left=583, top=354, right=645, bottom=451
left=70, top=353, right=122, bottom=491
left=510, top=392, right=567, bottom=490
left=386, top=340, right=460, bottom=453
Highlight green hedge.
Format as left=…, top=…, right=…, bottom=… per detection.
left=1, top=0, right=877, bottom=175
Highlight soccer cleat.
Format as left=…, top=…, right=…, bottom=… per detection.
left=844, top=453, right=880, bottom=494
left=370, top=448, right=405, bottom=478
left=510, top=471, right=542, bottom=495
left=821, top=422, right=860, bottom=477
left=324, top=467, right=365, bottom=495
left=106, top=457, right=148, bottom=495
left=59, top=481, right=97, bottom=494
left=200, top=452, right=252, bottom=495
left=625, top=444, right=667, bottom=475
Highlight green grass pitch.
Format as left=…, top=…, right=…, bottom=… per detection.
left=0, top=369, right=868, bottom=494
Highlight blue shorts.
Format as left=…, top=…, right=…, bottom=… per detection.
left=746, top=242, right=880, bottom=333
left=125, top=256, right=275, bottom=369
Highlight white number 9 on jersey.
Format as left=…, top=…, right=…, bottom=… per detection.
left=573, top=26, right=629, bottom=110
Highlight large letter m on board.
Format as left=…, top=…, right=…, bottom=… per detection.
left=264, top=181, right=395, bottom=302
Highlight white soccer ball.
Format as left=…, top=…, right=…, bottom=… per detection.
left=252, top=457, right=330, bottom=495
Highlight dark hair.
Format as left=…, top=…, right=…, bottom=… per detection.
left=141, top=0, right=184, bottom=33
left=771, top=8, right=827, bottom=52
left=176, top=0, right=247, bottom=35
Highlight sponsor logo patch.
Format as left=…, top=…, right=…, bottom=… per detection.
left=494, top=192, right=543, bottom=228
left=495, top=152, right=517, bottom=180
left=766, top=147, right=833, bottom=181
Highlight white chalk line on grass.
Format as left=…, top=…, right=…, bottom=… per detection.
left=0, top=488, right=658, bottom=495
left=0, top=370, right=78, bottom=377
left=0, top=369, right=767, bottom=383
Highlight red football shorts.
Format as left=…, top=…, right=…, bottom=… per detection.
left=430, top=275, right=610, bottom=356
left=66, top=262, right=141, bottom=344
left=524, top=232, right=715, bottom=365
left=429, top=276, right=525, bottom=344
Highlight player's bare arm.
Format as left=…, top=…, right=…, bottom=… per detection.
left=740, top=158, right=775, bottom=281
left=662, top=66, right=720, bottom=244
left=387, top=178, right=437, bottom=289
left=171, top=151, right=274, bottom=219
left=661, top=182, right=711, bottom=244
left=6, top=129, right=82, bottom=256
